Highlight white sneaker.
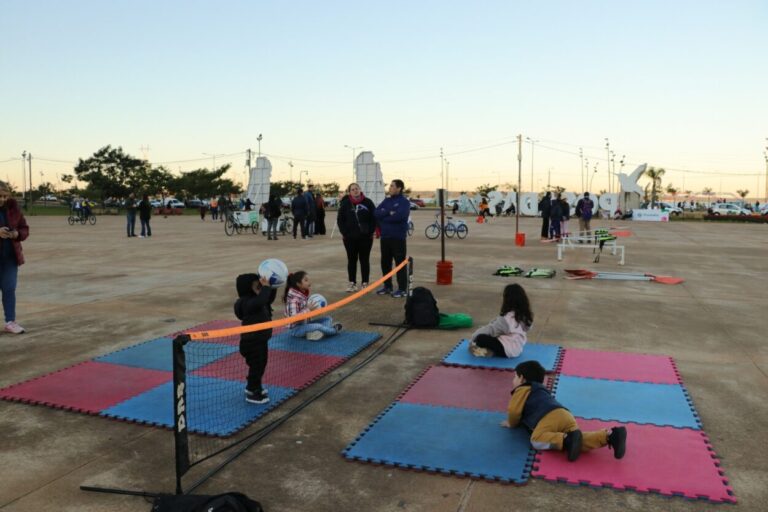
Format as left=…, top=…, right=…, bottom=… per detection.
left=5, top=321, right=25, bottom=334
left=346, top=282, right=357, bottom=293
left=361, top=282, right=369, bottom=290
left=306, top=331, right=324, bottom=341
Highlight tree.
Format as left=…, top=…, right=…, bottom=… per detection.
left=74, top=146, right=149, bottom=200
left=173, top=165, right=240, bottom=199
left=270, top=180, right=303, bottom=198
left=550, top=185, right=566, bottom=195
left=666, top=184, right=678, bottom=204
left=475, top=183, right=498, bottom=196
left=644, top=167, right=666, bottom=208
left=736, top=189, right=749, bottom=200
left=316, top=182, right=340, bottom=199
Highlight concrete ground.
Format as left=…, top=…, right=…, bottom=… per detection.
left=1, top=210, right=766, bottom=512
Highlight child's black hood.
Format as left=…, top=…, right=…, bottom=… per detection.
left=236, top=273, right=259, bottom=298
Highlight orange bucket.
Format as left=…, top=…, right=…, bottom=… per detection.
left=436, top=260, right=453, bottom=285
left=515, top=232, right=526, bottom=247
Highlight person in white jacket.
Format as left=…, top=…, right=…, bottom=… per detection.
left=469, top=284, right=533, bottom=358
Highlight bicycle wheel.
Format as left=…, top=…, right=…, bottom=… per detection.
left=80, top=216, right=87, bottom=225
left=235, top=223, right=244, bottom=234
left=67, top=216, right=75, bottom=225
left=251, top=222, right=259, bottom=234
left=425, top=224, right=440, bottom=239
left=224, top=219, right=236, bottom=236
left=445, top=223, right=456, bottom=238
left=89, top=215, right=97, bottom=225
left=407, top=221, right=414, bottom=236
left=283, top=217, right=293, bottom=234
left=456, top=224, right=468, bottom=239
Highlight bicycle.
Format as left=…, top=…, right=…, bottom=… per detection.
left=408, top=218, right=414, bottom=237
left=225, top=210, right=259, bottom=236
left=261, top=214, right=294, bottom=237
left=67, top=211, right=96, bottom=225
left=425, top=215, right=468, bottom=239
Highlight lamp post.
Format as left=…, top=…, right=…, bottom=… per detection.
left=589, top=163, right=599, bottom=191
left=299, top=170, right=309, bottom=186
left=764, top=137, right=767, bottom=203
left=288, top=161, right=294, bottom=183
left=579, top=147, right=584, bottom=193
left=344, top=145, right=361, bottom=182
left=605, top=138, right=611, bottom=194
left=526, top=137, right=539, bottom=192
left=257, top=134, right=263, bottom=156
left=203, top=152, right=225, bottom=172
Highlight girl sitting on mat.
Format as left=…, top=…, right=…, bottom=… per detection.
left=284, top=271, right=342, bottom=341
left=468, top=283, right=532, bottom=358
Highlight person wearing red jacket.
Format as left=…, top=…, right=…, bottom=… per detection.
left=0, top=181, right=29, bottom=334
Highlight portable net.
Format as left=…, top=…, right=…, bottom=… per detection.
left=170, top=258, right=411, bottom=492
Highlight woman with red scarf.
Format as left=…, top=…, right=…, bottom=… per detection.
left=0, top=181, right=29, bottom=334
left=336, top=183, right=377, bottom=293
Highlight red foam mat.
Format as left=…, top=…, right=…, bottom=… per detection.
left=0, top=361, right=171, bottom=413
left=532, top=418, right=736, bottom=503
left=559, top=348, right=682, bottom=384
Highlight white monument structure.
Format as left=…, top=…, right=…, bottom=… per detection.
left=246, top=156, right=272, bottom=207
left=354, top=151, right=386, bottom=205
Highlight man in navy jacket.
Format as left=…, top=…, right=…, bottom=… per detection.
left=374, top=179, right=410, bottom=298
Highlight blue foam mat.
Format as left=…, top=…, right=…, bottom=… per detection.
left=101, top=376, right=295, bottom=436
left=269, top=330, right=381, bottom=357
left=95, top=338, right=237, bottom=372
left=442, top=340, right=561, bottom=371
left=344, top=402, right=533, bottom=483
left=554, top=375, right=701, bottom=429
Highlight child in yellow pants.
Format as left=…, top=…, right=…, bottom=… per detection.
left=501, top=360, right=627, bottom=461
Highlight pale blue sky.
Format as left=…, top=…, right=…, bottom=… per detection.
left=1, top=0, right=766, bottom=197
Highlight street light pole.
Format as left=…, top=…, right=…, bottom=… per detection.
left=764, top=137, right=768, bottom=203
left=300, top=170, right=309, bottom=186
left=344, top=145, right=361, bottom=182
left=21, top=151, right=27, bottom=211
left=605, top=138, right=611, bottom=194
left=516, top=134, right=522, bottom=235
left=257, top=134, right=263, bottom=157
left=526, top=137, right=538, bottom=192
left=440, top=147, right=444, bottom=190
left=288, top=161, right=294, bottom=183
left=579, top=147, right=584, bottom=193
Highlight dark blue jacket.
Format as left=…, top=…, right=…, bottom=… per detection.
left=520, top=382, right=566, bottom=431
left=291, top=195, right=307, bottom=218
left=374, top=194, right=410, bottom=240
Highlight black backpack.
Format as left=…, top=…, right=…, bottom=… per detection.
left=405, top=287, right=440, bottom=328
left=151, top=492, right=263, bottom=512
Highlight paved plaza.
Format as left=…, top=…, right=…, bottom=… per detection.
left=1, top=211, right=766, bottom=511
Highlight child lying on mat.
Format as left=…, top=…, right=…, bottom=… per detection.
left=502, top=360, right=627, bottom=461
left=235, top=273, right=276, bottom=405
left=468, top=284, right=531, bottom=358
left=284, top=271, right=342, bottom=341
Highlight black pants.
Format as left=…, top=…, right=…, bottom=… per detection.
left=474, top=334, right=505, bottom=357
left=540, top=217, right=550, bottom=238
left=240, top=339, right=269, bottom=392
left=315, top=210, right=326, bottom=235
left=343, top=237, right=374, bottom=284
left=293, top=215, right=307, bottom=238
left=380, top=238, right=407, bottom=291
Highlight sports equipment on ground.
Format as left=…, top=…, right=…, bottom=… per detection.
left=308, top=293, right=327, bottom=308
left=258, top=258, right=288, bottom=286
left=564, top=269, right=683, bottom=285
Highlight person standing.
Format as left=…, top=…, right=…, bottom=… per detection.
left=138, top=194, right=152, bottom=238
left=210, top=196, right=218, bottom=221
left=314, top=192, right=326, bottom=235
left=549, top=194, right=562, bottom=240
left=538, top=192, right=551, bottom=240
left=0, top=181, right=29, bottom=334
left=291, top=188, right=308, bottom=239
left=126, top=193, right=137, bottom=237
left=266, top=194, right=282, bottom=240
left=218, top=194, right=227, bottom=222
left=374, top=179, right=411, bottom=298
left=559, top=193, right=570, bottom=237
left=575, top=192, right=595, bottom=238
left=303, top=184, right=316, bottom=237
left=337, top=183, right=376, bottom=292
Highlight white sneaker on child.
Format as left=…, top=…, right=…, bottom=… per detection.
left=306, top=331, right=324, bottom=341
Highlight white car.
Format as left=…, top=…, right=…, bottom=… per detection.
left=165, top=199, right=185, bottom=208
left=710, top=204, right=749, bottom=216
left=659, top=202, right=683, bottom=216
left=42, top=194, right=58, bottom=201
left=759, top=204, right=768, bottom=215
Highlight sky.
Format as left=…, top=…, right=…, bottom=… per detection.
left=1, top=0, right=767, bottom=199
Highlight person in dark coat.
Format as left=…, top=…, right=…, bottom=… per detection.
left=291, top=188, right=308, bottom=239
left=266, top=194, right=283, bottom=240
left=314, top=192, right=326, bottom=235
left=303, top=184, right=317, bottom=237
left=337, top=183, right=377, bottom=292
left=138, top=194, right=152, bottom=238
left=538, top=192, right=551, bottom=240
left=126, top=193, right=137, bottom=237
left=0, top=181, right=29, bottom=334
left=549, top=194, right=562, bottom=239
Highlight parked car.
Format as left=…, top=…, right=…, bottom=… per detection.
left=42, top=194, right=58, bottom=202
left=186, top=198, right=207, bottom=208
left=150, top=199, right=163, bottom=208
left=409, top=201, right=420, bottom=210
left=759, top=204, right=768, bottom=215
left=710, top=204, right=749, bottom=216
left=165, top=199, right=185, bottom=208
left=408, top=198, right=426, bottom=207
left=659, top=202, right=683, bottom=216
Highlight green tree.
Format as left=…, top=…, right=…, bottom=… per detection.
left=74, top=146, right=149, bottom=200
left=173, top=165, right=240, bottom=200
left=269, top=180, right=303, bottom=198
left=316, top=182, right=340, bottom=199
left=475, top=183, right=498, bottom=196
left=702, top=187, right=714, bottom=205
left=666, top=184, right=678, bottom=204
left=736, top=189, right=749, bottom=200
left=644, top=167, right=666, bottom=208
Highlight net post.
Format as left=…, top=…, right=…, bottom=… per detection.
left=407, top=257, right=414, bottom=297
left=172, top=334, right=191, bottom=495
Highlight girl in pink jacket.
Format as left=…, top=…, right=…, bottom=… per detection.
left=469, top=284, right=533, bottom=358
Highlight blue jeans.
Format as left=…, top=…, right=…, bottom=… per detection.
left=140, top=218, right=151, bottom=237
left=0, top=259, right=18, bottom=322
left=126, top=212, right=137, bottom=236
left=289, top=316, right=338, bottom=338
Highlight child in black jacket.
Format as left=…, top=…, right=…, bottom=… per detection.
left=234, top=273, right=276, bottom=404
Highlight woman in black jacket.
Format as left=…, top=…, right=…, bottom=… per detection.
left=538, top=192, right=551, bottom=240
left=337, top=183, right=376, bottom=292
left=138, top=194, right=152, bottom=237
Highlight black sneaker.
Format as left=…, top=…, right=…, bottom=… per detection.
left=333, top=323, right=343, bottom=332
left=607, top=426, right=627, bottom=459
left=245, top=389, right=269, bottom=404
left=563, top=430, right=583, bottom=461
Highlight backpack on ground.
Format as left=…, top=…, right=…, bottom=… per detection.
left=405, top=287, right=440, bottom=328
left=438, top=313, right=473, bottom=330
left=493, top=265, right=524, bottom=277
left=525, top=268, right=556, bottom=278
left=151, top=492, right=264, bottom=512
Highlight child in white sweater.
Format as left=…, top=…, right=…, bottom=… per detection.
left=469, top=284, right=532, bottom=358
